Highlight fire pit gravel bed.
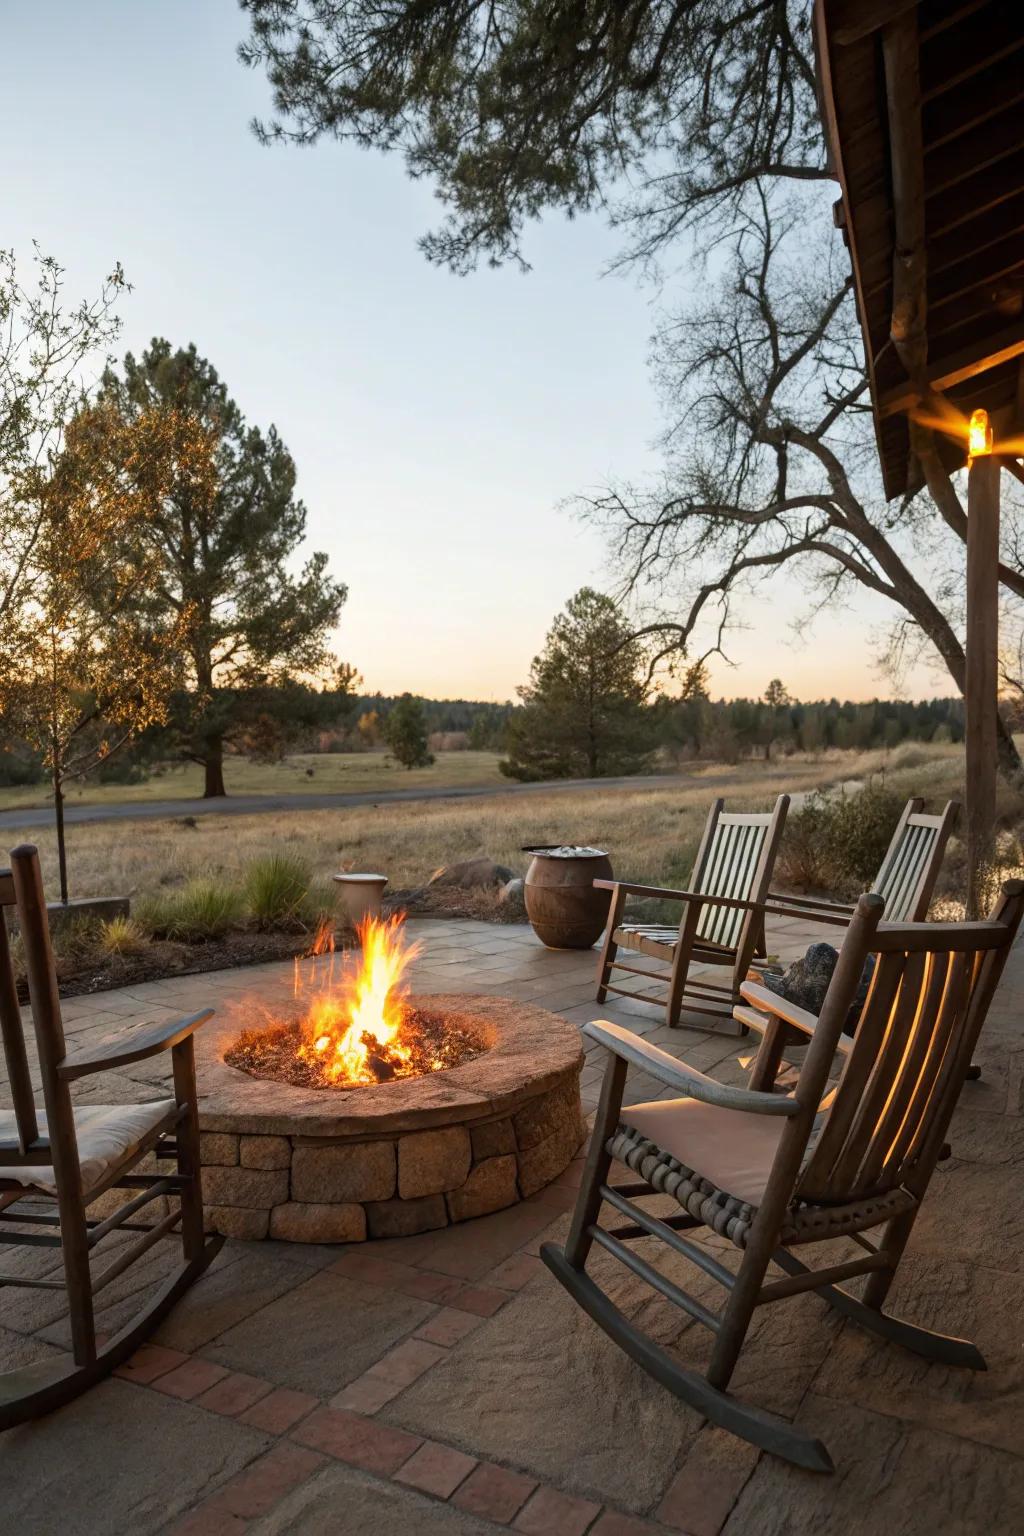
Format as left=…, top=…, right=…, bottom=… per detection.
left=190, top=993, right=586, bottom=1244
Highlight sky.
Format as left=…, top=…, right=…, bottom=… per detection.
left=1, top=1, right=945, bottom=703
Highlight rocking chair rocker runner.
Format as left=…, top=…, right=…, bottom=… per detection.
left=595, top=796, right=789, bottom=1032
left=0, top=845, right=222, bottom=1430
left=544, top=880, right=1024, bottom=1472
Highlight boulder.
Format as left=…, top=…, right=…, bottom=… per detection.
left=427, top=857, right=516, bottom=890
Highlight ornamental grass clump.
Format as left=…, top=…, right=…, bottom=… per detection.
left=139, top=879, right=244, bottom=942
left=242, top=852, right=314, bottom=930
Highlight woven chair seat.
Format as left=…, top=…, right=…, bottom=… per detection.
left=608, top=1122, right=918, bottom=1249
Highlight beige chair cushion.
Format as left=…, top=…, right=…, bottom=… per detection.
left=620, top=1097, right=788, bottom=1205
left=0, top=1100, right=176, bottom=1196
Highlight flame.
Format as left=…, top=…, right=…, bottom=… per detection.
left=295, top=914, right=423, bottom=1085
left=967, top=408, right=992, bottom=463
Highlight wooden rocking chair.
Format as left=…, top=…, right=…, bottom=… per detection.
left=0, top=844, right=222, bottom=1430
left=767, top=796, right=959, bottom=926
left=544, top=879, right=1024, bottom=1472
left=595, top=796, right=789, bottom=1032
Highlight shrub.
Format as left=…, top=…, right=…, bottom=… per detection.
left=777, top=782, right=907, bottom=898
left=243, top=853, right=313, bottom=929
left=97, top=915, right=150, bottom=956
left=139, top=880, right=243, bottom=942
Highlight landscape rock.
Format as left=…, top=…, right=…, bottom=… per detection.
left=269, top=1201, right=366, bottom=1243
left=446, top=1155, right=519, bottom=1221
left=240, top=1134, right=291, bottom=1170
left=291, top=1141, right=396, bottom=1203
left=365, top=1193, right=449, bottom=1239
left=398, top=1126, right=472, bottom=1198
left=427, top=857, right=516, bottom=890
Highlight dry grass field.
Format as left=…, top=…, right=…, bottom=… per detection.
left=0, top=750, right=509, bottom=812
left=10, top=742, right=967, bottom=907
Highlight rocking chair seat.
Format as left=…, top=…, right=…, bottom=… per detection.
left=0, top=1099, right=177, bottom=1196
left=613, top=925, right=734, bottom=964
left=609, top=1120, right=918, bottom=1249
left=619, top=1097, right=786, bottom=1205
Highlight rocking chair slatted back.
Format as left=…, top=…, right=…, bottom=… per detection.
left=692, top=802, right=781, bottom=949
left=0, top=870, right=39, bottom=1158
left=873, top=798, right=958, bottom=922
left=796, top=888, right=1023, bottom=1204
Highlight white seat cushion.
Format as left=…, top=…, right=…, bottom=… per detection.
left=0, top=1100, right=177, bottom=1196
left=620, top=1097, right=788, bottom=1205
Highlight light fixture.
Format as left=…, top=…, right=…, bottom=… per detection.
left=967, top=408, right=993, bottom=464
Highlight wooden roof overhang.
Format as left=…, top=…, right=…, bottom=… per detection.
left=813, top=0, right=1024, bottom=499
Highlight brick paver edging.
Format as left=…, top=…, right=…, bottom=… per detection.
left=118, top=1248, right=698, bottom=1535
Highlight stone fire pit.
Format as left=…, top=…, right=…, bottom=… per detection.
left=193, top=994, right=585, bottom=1243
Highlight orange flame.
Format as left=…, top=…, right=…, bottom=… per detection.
left=295, top=914, right=422, bottom=1085
left=967, top=408, right=992, bottom=463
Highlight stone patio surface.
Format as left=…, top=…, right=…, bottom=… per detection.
left=1, top=914, right=1021, bottom=1534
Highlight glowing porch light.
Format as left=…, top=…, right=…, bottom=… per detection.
left=967, top=408, right=992, bottom=464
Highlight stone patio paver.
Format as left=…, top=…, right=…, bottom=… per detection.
left=0, top=915, right=1022, bottom=1534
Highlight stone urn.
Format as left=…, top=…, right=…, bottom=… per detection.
left=522, top=845, right=613, bottom=950
left=333, top=873, right=388, bottom=926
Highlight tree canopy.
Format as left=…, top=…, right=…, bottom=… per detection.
left=95, top=340, right=347, bottom=794
left=239, top=1, right=1024, bottom=780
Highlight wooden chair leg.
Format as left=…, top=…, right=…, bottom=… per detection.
left=564, top=1056, right=627, bottom=1269
left=172, top=1038, right=206, bottom=1262
left=705, top=1242, right=771, bottom=1391
left=57, top=1188, right=97, bottom=1368
left=596, top=888, right=626, bottom=1003
left=860, top=1209, right=918, bottom=1311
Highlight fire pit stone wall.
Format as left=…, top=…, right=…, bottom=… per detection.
left=192, top=994, right=586, bottom=1242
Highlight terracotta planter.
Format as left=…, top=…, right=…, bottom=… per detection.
left=522, top=845, right=614, bottom=950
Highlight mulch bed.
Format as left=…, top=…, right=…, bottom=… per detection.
left=47, top=930, right=333, bottom=1002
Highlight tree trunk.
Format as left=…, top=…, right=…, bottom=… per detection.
left=53, top=766, right=69, bottom=905
left=203, top=742, right=226, bottom=798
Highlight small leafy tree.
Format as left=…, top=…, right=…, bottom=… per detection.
left=96, top=341, right=347, bottom=796
left=501, top=589, right=653, bottom=782
left=1, top=244, right=124, bottom=635
left=1, top=401, right=199, bottom=899
left=384, top=694, right=434, bottom=769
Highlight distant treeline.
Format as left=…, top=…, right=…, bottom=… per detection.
left=0, top=689, right=966, bottom=788
left=653, top=694, right=965, bottom=764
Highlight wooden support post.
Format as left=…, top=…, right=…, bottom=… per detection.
left=965, top=455, right=1001, bottom=918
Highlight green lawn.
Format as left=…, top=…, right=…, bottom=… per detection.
left=0, top=750, right=509, bottom=811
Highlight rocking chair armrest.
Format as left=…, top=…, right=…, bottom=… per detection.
left=735, top=983, right=853, bottom=1056
left=763, top=891, right=853, bottom=926
left=58, top=1010, right=215, bottom=1081
left=583, top=1019, right=800, bottom=1116
left=593, top=880, right=763, bottom=916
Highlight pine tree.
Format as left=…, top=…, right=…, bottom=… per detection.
left=501, top=589, right=653, bottom=781
left=96, top=341, right=346, bottom=795
left=384, top=694, right=434, bottom=769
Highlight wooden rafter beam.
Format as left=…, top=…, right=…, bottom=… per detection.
left=882, top=12, right=928, bottom=386
left=830, top=0, right=920, bottom=47
left=878, top=317, right=1024, bottom=416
